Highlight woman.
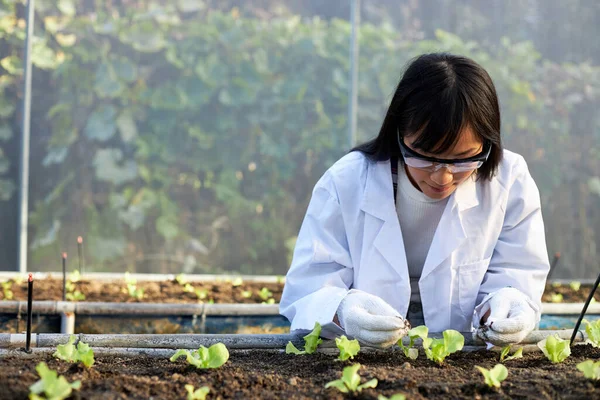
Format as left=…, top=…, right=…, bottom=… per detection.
left=279, top=53, right=549, bottom=348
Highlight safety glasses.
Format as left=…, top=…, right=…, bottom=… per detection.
left=397, top=130, right=491, bottom=173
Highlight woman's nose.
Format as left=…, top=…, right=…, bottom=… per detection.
left=430, top=167, right=453, bottom=186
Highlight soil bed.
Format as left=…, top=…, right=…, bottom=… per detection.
left=0, top=279, right=596, bottom=305
left=1, top=345, right=600, bottom=399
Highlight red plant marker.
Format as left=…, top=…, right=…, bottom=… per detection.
left=25, top=273, right=33, bottom=353
left=62, top=252, right=67, bottom=301
left=77, top=236, right=84, bottom=274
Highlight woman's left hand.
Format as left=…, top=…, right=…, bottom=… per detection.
left=475, top=287, right=536, bottom=346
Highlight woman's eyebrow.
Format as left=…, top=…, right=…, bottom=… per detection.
left=453, top=146, right=482, bottom=157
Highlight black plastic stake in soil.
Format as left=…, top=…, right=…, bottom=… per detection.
left=25, top=273, right=33, bottom=353
left=547, top=252, right=561, bottom=279
left=77, top=236, right=84, bottom=274
left=62, top=252, right=67, bottom=301
left=570, top=269, right=600, bottom=346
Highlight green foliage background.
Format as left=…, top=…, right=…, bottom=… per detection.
left=0, top=0, right=599, bottom=277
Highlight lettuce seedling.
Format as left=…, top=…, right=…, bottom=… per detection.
left=124, top=272, right=144, bottom=300
left=475, top=364, right=508, bottom=388
left=52, top=335, right=95, bottom=367
left=241, top=290, right=252, bottom=298
left=335, top=335, right=360, bottom=361
left=1, top=280, right=13, bottom=300
left=185, top=384, right=210, bottom=400
left=258, top=287, right=273, bottom=302
left=175, top=273, right=188, bottom=286
left=570, top=281, right=581, bottom=291
left=29, top=362, right=81, bottom=400
left=378, top=394, right=406, bottom=400
left=398, top=325, right=428, bottom=360
left=550, top=293, right=563, bottom=303
left=231, top=277, right=243, bottom=287
left=170, top=343, right=229, bottom=369
left=184, top=283, right=195, bottom=293
left=325, top=363, right=377, bottom=393
left=583, top=319, right=600, bottom=348
left=499, top=345, right=523, bottom=362
left=286, top=322, right=323, bottom=355
left=577, top=360, right=600, bottom=380
left=422, top=329, right=464, bottom=364
left=537, top=334, right=571, bottom=363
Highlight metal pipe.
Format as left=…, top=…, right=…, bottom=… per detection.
left=347, top=0, right=360, bottom=148
left=0, top=301, right=280, bottom=316
left=60, top=312, right=75, bottom=334
left=17, top=0, right=35, bottom=273
left=0, top=330, right=586, bottom=350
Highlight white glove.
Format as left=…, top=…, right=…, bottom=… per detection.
left=336, top=289, right=410, bottom=348
left=474, top=287, right=537, bottom=346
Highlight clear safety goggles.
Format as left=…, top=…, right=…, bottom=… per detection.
left=397, top=131, right=491, bottom=173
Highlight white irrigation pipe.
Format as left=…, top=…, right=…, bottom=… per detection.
left=0, top=272, right=284, bottom=283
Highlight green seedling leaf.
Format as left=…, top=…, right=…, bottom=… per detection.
left=569, top=281, right=581, bottom=291
left=69, top=270, right=81, bottom=283
left=551, top=293, right=563, bottom=303
left=476, top=364, right=508, bottom=388
left=335, top=335, right=360, bottom=361
left=53, top=335, right=95, bottom=367
left=258, top=287, right=273, bottom=301
left=537, top=334, right=571, bottom=363
left=194, top=288, right=208, bottom=299
left=175, top=273, right=188, bottom=285
left=170, top=343, right=229, bottom=369
left=1, top=281, right=14, bottom=300
left=583, top=319, right=600, bottom=348
left=325, top=364, right=377, bottom=393
left=378, top=395, right=406, bottom=400
left=423, top=329, right=464, bottom=364
left=262, top=298, right=275, bottom=304
left=500, top=346, right=523, bottom=362
left=398, top=325, right=427, bottom=359
left=66, top=291, right=85, bottom=301
left=184, top=283, right=195, bottom=293
left=185, top=384, right=210, bottom=400
left=577, top=360, right=600, bottom=380
left=241, top=290, right=252, bottom=298
left=285, top=341, right=305, bottom=355
left=231, top=277, right=243, bottom=286
left=551, top=282, right=562, bottom=288
left=29, top=362, right=81, bottom=400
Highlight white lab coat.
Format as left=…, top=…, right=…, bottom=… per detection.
left=279, top=149, right=550, bottom=337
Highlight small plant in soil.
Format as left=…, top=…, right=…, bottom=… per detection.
left=398, top=325, right=428, bottom=360
left=52, top=335, right=95, bottom=367
left=378, top=394, right=406, bottom=400
left=325, top=363, right=378, bottom=393
left=286, top=322, right=323, bottom=355
left=241, top=290, right=252, bottom=298
left=537, top=334, right=571, bottom=363
left=475, top=364, right=508, bottom=388
left=422, top=329, right=464, bottom=364
left=1, top=280, right=13, bottom=300
left=550, top=293, right=563, bottom=303
left=185, top=384, right=210, bottom=400
left=335, top=335, right=360, bottom=361
left=570, top=281, right=581, bottom=291
left=583, top=319, right=600, bottom=347
left=175, top=273, right=188, bottom=286
left=65, top=271, right=85, bottom=301
left=170, top=343, right=229, bottom=369
left=231, top=277, right=243, bottom=287
left=577, top=360, right=600, bottom=380
left=123, top=272, right=144, bottom=300
left=29, top=362, right=81, bottom=400
left=499, top=345, right=523, bottom=362
left=258, top=287, right=274, bottom=304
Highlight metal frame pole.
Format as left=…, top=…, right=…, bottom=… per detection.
left=17, top=0, right=35, bottom=273
left=348, top=0, right=360, bottom=148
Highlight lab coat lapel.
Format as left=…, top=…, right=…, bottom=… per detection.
left=359, top=160, right=409, bottom=283
left=421, top=176, right=479, bottom=280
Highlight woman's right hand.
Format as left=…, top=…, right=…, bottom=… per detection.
left=336, top=289, right=411, bottom=348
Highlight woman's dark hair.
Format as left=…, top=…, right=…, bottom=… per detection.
left=352, top=52, right=502, bottom=181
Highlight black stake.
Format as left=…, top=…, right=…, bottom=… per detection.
left=547, top=252, right=561, bottom=279
left=62, top=252, right=67, bottom=301
left=25, top=273, right=33, bottom=353
left=77, top=236, right=84, bottom=274
left=570, top=269, right=600, bottom=346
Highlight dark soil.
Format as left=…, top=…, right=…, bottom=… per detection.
left=0, top=278, right=596, bottom=304
left=2, top=345, right=600, bottom=399
left=0, top=277, right=282, bottom=304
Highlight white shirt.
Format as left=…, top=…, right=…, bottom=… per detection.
left=396, top=167, right=448, bottom=304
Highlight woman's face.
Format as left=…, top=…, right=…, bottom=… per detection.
left=403, top=125, right=484, bottom=200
